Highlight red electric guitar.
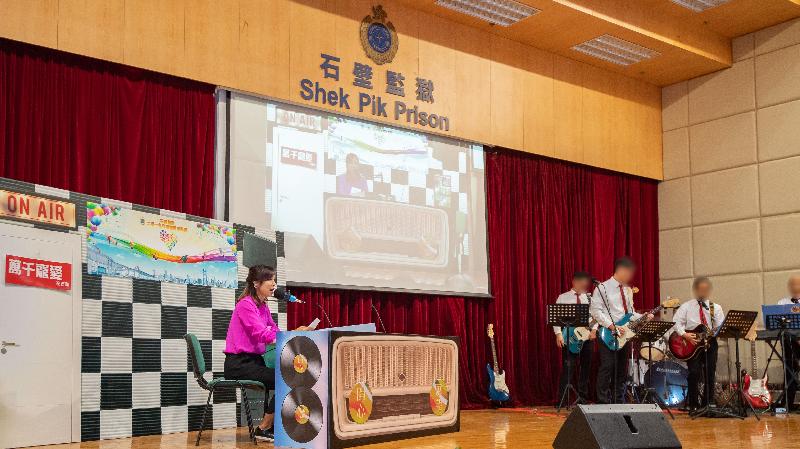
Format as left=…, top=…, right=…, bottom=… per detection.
left=668, top=302, right=717, bottom=361
left=742, top=325, right=771, bottom=410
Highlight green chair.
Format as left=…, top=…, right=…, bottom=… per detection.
left=185, top=333, right=264, bottom=446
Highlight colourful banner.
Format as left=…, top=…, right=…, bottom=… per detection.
left=85, top=202, right=237, bottom=288
left=5, top=254, right=72, bottom=291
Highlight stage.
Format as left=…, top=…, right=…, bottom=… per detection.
left=39, top=409, right=800, bottom=449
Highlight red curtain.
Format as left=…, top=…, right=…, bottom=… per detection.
left=288, top=148, right=659, bottom=408
left=0, top=39, right=216, bottom=217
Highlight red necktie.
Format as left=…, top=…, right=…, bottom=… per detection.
left=575, top=292, right=580, bottom=304
left=619, top=285, right=629, bottom=314
left=699, top=302, right=708, bottom=326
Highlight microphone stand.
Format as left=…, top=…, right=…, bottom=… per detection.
left=314, top=301, right=334, bottom=328
left=370, top=300, right=388, bottom=333
left=595, top=280, right=621, bottom=404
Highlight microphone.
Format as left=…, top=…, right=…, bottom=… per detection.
left=370, top=301, right=387, bottom=333
left=273, top=287, right=305, bottom=303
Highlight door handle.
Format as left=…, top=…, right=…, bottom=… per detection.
left=1, top=341, right=18, bottom=354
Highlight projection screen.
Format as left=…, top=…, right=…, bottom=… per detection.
left=228, top=92, right=489, bottom=296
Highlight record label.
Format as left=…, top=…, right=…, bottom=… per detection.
left=280, top=336, right=322, bottom=387
left=281, top=387, right=323, bottom=443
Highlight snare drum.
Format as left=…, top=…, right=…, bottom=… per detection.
left=639, top=338, right=667, bottom=361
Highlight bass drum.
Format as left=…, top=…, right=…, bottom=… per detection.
left=639, top=338, right=668, bottom=362
left=644, top=361, right=688, bottom=407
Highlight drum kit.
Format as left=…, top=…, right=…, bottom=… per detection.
left=629, top=333, right=690, bottom=407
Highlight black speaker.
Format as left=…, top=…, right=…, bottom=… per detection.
left=553, top=404, right=681, bottom=449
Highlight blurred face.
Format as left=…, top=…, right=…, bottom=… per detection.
left=572, top=278, right=591, bottom=294
left=789, top=276, right=800, bottom=298
left=254, top=276, right=276, bottom=299
left=346, top=156, right=360, bottom=175
left=615, top=266, right=635, bottom=285
left=694, top=281, right=712, bottom=300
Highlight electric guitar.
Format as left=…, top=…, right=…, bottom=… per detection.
left=486, top=324, right=510, bottom=402
left=668, top=301, right=719, bottom=361
left=668, top=327, right=712, bottom=361
left=742, top=325, right=771, bottom=410
left=598, top=296, right=680, bottom=351
left=561, top=318, right=596, bottom=354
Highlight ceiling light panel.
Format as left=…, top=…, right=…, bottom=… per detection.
left=572, top=34, right=661, bottom=66
left=435, top=0, right=541, bottom=27
left=671, top=0, right=732, bottom=13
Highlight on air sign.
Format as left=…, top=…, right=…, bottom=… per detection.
left=5, top=255, right=72, bottom=291
left=0, top=189, right=76, bottom=228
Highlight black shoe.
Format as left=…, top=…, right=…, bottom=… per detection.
left=253, top=426, right=274, bottom=442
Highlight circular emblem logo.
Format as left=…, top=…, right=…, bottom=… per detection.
left=360, top=5, right=398, bottom=65
left=429, top=378, right=449, bottom=416
left=347, top=381, right=373, bottom=424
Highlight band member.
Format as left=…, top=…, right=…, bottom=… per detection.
left=590, top=256, right=653, bottom=404
left=672, top=277, right=724, bottom=411
left=224, top=265, right=310, bottom=441
left=776, top=275, right=800, bottom=410
left=554, top=271, right=597, bottom=403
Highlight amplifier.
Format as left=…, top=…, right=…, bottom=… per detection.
left=329, top=333, right=460, bottom=447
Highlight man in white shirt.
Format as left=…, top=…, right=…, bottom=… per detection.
left=553, top=271, right=597, bottom=403
left=672, top=277, right=724, bottom=410
left=776, top=275, right=800, bottom=409
left=590, top=256, right=653, bottom=404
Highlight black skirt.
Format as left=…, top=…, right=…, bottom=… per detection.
left=224, top=352, right=276, bottom=414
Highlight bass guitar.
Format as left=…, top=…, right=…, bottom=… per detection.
left=743, top=325, right=771, bottom=410
left=598, top=297, right=680, bottom=351
left=486, top=324, right=510, bottom=402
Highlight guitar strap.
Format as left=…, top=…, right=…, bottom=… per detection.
left=710, top=302, right=715, bottom=334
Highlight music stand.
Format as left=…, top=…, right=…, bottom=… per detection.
left=763, top=305, right=800, bottom=413
left=547, top=304, right=590, bottom=412
left=694, top=310, right=758, bottom=420
left=634, top=320, right=677, bottom=419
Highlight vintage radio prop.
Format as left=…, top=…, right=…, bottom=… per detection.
left=324, top=197, right=449, bottom=267
left=274, top=328, right=460, bottom=449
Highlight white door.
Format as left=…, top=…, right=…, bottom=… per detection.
left=0, top=223, right=82, bottom=448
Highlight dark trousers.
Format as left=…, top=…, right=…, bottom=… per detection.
left=784, top=337, right=800, bottom=408
left=686, top=338, right=718, bottom=409
left=559, top=341, right=594, bottom=401
left=224, top=353, right=276, bottom=414
left=597, top=340, right=629, bottom=404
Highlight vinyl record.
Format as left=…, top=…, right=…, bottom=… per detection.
left=281, top=387, right=323, bottom=443
left=280, top=335, right=322, bottom=387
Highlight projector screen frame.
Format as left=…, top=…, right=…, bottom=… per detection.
left=224, top=88, right=493, bottom=298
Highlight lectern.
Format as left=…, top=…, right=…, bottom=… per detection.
left=273, top=324, right=460, bottom=449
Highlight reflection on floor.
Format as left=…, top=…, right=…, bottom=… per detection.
left=40, top=408, right=800, bottom=449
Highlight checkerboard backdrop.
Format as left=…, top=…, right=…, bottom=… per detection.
left=0, top=178, right=286, bottom=441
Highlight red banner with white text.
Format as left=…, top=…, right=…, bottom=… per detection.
left=5, top=255, right=72, bottom=291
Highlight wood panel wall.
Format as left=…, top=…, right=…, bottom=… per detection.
left=0, top=0, right=663, bottom=179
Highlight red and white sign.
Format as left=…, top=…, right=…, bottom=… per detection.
left=281, top=146, right=318, bottom=169
left=5, top=255, right=72, bottom=291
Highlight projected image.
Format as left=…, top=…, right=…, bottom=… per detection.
left=261, top=102, right=489, bottom=295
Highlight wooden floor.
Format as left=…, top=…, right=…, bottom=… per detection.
left=42, top=409, right=800, bottom=449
